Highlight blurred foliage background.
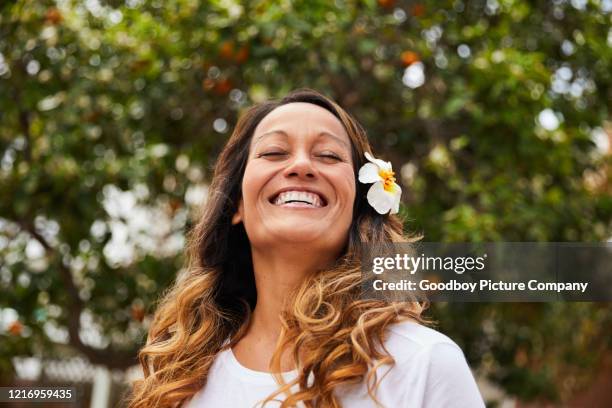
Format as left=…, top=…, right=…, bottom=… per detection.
left=1, top=0, right=611, bottom=405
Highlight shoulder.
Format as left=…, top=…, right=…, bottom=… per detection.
left=383, top=319, right=463, bottom=365
left=378, top=320, right=485, bottom=407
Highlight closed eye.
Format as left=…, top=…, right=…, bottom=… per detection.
left=257, top=151, right=288, bottom=158
left=317, top=153, right=343, bottom=162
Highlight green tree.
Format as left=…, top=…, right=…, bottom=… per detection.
left=1, top=0, right=610, bottom=403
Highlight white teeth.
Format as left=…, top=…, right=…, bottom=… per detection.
left=273, top=190, right=323, bottom=207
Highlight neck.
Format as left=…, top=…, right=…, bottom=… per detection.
left=247, top=245, right=336, bottom=339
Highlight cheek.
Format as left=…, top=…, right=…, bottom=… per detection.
left=332, top=171, right=356, bottom=244
left=241, top=161, right=277, bottom=214
left=332, top=169, right=357, bottom=209
left=240, top=163, right=263, bottom=212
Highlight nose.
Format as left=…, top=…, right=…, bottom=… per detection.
left=284, top=151, right=316, bottom=179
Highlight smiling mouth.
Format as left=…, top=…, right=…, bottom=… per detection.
left=270, top=190, right=327, bottom=208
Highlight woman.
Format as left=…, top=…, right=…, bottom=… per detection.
left=129, top=89, right=484, bottom=407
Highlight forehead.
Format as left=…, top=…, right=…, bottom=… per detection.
left=252, top=102, right=349, bottom=144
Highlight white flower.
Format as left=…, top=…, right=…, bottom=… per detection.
left=358, top=152, right=402, bottom=215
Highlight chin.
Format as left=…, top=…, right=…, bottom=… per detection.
left=270, top=225, right=330, bottom=244
left=249, top=220, right=343, bottom=248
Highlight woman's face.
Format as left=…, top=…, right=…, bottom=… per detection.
left=235, top=102, right=356, bottom=257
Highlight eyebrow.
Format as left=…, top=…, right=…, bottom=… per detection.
left=253, top=129, right=350, bottom=149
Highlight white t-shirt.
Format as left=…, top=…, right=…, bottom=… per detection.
left=184, top=321, right=485, bottom=407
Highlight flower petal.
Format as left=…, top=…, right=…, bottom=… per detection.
left=390, top=184, right=402, bottom=214
left=365, top=151, right=392, bottom=171
left=358, top=163, right=381, bottom=184
left=367, top=182, right=394, bottom=214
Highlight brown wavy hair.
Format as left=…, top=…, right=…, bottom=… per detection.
left=128, top=88, right=425, bottom=408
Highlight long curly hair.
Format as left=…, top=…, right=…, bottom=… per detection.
left=128, top=89, right=425, bottom=408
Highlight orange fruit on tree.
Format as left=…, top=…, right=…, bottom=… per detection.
left=45, top=8, right=63, bottom=25
left=214, top=78, right=232, bottom=95
left=234, top=46, right=249, bottom=64
left=130, top=59, right=151, bottom=73
left=219, top=41, right=235, bottom=60
left=411, top=4, right=425, bottom=17
left=401, top=51, right=420, bottom=66
left=202, top=78, right=215, bottom=91
left=169, top=199, right=182, bottom=213
left=377, top=0, right=396, bottom=9
left=8, top=321, right=23, bottom=336
left=131, top=305, right=145, bottom=322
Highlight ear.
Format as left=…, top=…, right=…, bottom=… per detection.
left=231, top=199, right=244, bottom=225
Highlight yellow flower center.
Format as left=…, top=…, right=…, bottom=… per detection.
left=379, top=169, right=396, bottom=192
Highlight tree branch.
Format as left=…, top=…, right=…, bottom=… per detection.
left=19, top=221, right=138, bottom=370
left=13, top=75, right=32, bottom=162
left=18, top=109, right=32, bottom=162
